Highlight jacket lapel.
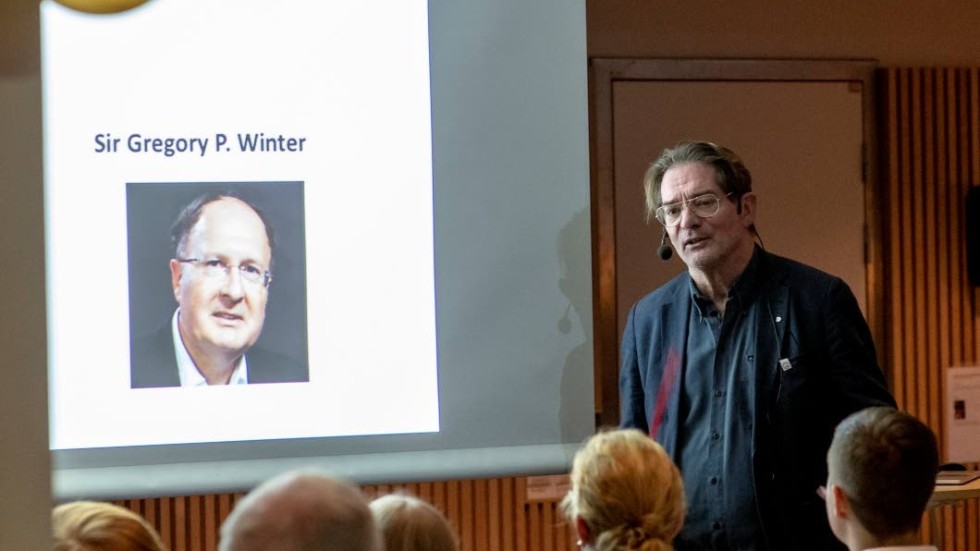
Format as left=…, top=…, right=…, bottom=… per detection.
left=756, top=255, right=789, bottom=426
left=654, top=281, right=690, bottom=456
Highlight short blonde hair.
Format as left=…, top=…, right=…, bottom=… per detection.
left=561, top=429, right=685, bottom=551
left=369, top=494, right=458, bottom=551
left=53, top=501, right=167, bottom=551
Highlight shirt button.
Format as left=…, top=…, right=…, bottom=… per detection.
left=714, top=389, right=724, bottom=397
left=710, top=476, right=719, bottom=485
left=711, top=431, right=720, bottom=441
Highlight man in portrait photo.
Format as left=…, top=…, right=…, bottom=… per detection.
left=129, top=187, right=308, bottom=388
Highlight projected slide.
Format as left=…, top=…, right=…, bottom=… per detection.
left=42, top=0, right=438, bottom=449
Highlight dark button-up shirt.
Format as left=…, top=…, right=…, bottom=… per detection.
left=674, top=250, right=765, bottom=551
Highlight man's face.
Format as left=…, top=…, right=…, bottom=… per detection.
left=660, top=162, right=755, bottom=274
left=170, top=197, right=271, bottom=364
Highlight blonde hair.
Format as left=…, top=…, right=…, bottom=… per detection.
left=369, top=494, right=458, bottom=551
left=561, top=429, right=685, bottom=551
left=53, top=501, right=168, bottom=551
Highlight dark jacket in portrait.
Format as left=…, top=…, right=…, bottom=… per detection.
left=130, top=323, right=308, bottom=388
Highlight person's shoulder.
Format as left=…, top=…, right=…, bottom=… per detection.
left=762, top=250, right=842, bottom=287
left=247, top=346, right=309, bottom=384
left=760, top=251, right=862, bottom=311
left=130, top=322, right=180, bottom=388
left=631, top=271, right=689, bottom=315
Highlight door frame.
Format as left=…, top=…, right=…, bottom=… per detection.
left=589, top=58, right=882, bottom=426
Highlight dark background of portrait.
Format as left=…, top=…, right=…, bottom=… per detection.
left=126, top=181, right=309, bottom=380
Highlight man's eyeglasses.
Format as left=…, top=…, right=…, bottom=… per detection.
left=177, top=258, right=271, bottom=288
left=655, top=192, right=734, bottom=227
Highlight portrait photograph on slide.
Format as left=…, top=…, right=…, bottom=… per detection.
left=126, top=181, right=309, bottom=389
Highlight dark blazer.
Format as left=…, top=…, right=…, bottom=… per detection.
left=620, top=249, right=895, bottom=551
left=130, top=323, right=308, bottom=388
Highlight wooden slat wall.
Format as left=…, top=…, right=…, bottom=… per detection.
left=113, top=477, right=576, bottom=551
left=882, top=67, right=980, bottom=549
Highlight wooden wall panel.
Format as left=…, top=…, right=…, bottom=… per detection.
left=114, top=477, right=576, bottom=551
left=882, top=67, right=980, bottom=550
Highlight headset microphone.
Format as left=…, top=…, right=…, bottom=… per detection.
left=656, top=230, right=673, bottom=261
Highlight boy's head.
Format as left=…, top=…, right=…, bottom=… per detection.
left=825, top=407, right=938, bottom=544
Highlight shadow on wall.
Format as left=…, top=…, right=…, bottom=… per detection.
left=558, top=207, right=595, bottom=444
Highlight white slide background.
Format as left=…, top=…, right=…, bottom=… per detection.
left=43, top=0, right=438, bottom=449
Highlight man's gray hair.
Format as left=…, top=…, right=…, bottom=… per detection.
left=171, top=193, right=276, bottom=268
left=643, top=141, right=753, bottom=222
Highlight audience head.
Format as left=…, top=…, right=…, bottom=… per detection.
left=561, top=429, right=685, bottom=551
left=219, top=471, right=381, bottom=551
left=52, top=500, right=167, bottom=551
left=369, top=493, right=458, bottom=551
left=825, top=407, right=939, bottom=548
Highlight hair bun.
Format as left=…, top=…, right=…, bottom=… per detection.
left=624, top=524, right=649, bottom=547
left=619, top=521, right=669, bottom=550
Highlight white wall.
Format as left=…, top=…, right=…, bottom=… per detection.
left=0, top=1, right=52, bottom=548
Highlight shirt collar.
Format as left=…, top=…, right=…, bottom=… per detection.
left=689, top=245, right=762, bottom=317
left=172, top=309, right=248, bottom=386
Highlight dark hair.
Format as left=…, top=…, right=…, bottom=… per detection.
left=170, top=193, right=276, bottom=268
left=828, top=407, right=939, bottom=538
left=642, top=141, right=753, bottom=222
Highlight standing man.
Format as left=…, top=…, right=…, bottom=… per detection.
left=619, top=141, right=895, bottom=550
left=131, top=193, right=307, bottom=387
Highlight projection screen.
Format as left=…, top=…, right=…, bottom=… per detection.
left=43, top=0, right=593, bottom=499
